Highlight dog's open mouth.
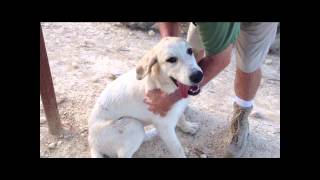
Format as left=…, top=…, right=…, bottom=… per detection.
left=170, top=77, right=201, bottom=98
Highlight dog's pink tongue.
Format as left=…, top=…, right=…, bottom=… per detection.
left=177, top=81, right=189, bottom=98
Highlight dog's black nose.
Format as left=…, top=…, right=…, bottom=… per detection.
left=189, top=70, right=203, bottom=84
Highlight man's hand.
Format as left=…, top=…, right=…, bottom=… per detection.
left=144, top=89, right=181, bottom=117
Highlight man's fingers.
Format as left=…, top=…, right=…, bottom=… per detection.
left=143, top=98, right=153, bottom=105
left=146, top=89, right=164, bottom=98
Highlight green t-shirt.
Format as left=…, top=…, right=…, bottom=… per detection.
left=196, top=22, right=240, bottom=56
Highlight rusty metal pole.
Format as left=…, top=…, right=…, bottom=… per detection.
left=40, top=25, right=62, bottom=135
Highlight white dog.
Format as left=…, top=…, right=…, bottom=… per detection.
left=88, top=37, right=203, bottom=158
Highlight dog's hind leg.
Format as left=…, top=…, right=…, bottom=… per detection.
left=114, top=118, right=145, bottom=158
left=89, top=117, right=145, bottom=158
left=117, top=148, right=138, bottom=158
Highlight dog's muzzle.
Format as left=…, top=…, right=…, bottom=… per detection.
left=170, top=77, right=201, bottom=97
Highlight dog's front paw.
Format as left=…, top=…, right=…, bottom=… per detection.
left=179, top=121, right=200, bottom=135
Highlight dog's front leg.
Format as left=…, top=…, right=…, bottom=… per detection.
left=156, top=124, right=186, bottom=158
left=177, top=113, right=200, bottom=135
left=90, top=148, right=104, bottom=158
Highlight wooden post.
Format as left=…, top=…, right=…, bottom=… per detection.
left=40, top=25, right=62, bottom=135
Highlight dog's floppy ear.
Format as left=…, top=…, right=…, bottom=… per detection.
left=136, top=51, right=157, bottom=80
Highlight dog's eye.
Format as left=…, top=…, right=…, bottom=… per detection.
left=166, top=57, right=177, bottom=63
left=187, top=48, right=193, bottom=55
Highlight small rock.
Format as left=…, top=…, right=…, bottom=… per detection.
left=59, top=134, right=64, bottom=139
left=184, top=148, right=189, bottom=154
left=113, top=22, right=122, bottom=27
left=71, top=62, right=79, bottom=69
left=200, top=154, right=207, bottom=158
left=92, top=77, right=100, bottom=83
left=117, top=47, right=130, bottom=52
left=269, top=34, right=280, bottom=55
left=194, top=148, right=207, bottom=158
left=251, top=111, right=264, bottom=119
left=57, top=98, right=67, bottom=105
left=122, top=22, right=154, bottom=31
left=148, top=30, right=155, bottom=36
left=151, top=23, right=159, bottom=30
left=108, top=73, right=118, bottom=80
left=265, top=59, right=272, bottom=65
left=273, top=127, right=280, bottom=134
left=57, top=140, right=63, bottom=146
left=80, top=128, right=88, bottom=133
left=40, top=117, right=46, bottom=124
left=129, top=32, right=133, bottom=36
left=81, top=41, right=95, bottom=48
left=40, top=152, right=48, bottom=158
left=63, top=133, right=72, bottom=139
left=48, top=142, right=56, bottom=149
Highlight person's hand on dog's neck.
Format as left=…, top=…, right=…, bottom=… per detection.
left=144, top=88, right=182, bottom=117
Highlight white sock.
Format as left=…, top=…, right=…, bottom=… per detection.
left=234, top=96, right=253, bottom=108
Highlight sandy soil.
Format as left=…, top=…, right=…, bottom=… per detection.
left=40, top=22, right=280, bottom=158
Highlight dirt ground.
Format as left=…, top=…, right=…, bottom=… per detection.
left=40, top=22, right=280, bottom=158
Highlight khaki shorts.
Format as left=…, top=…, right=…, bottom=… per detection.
left=187, top=22, right=278, bottom=73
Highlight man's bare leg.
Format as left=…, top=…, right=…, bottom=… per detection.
left=224, top=68, right=261, bottom=158
left=225, top=68, right=261, bottom=158
left=235, top=68, right=262, bottom=101
left=225, top=23, right=278, bottom=158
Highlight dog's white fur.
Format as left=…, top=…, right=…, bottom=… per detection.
left=88, top=37, right=202, bottom=158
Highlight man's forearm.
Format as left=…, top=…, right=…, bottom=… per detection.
left=198, top=45, right=233, bottom=88
left=159, top=22, right=180, bottom=37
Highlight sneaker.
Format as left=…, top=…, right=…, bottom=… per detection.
left=224, top=102, right=252, bottom=158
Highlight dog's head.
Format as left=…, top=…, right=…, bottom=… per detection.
left=136, top=37, right=203, bottom=97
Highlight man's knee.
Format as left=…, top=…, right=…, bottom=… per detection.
left=236, top=66, right=261, bottom=76
left=236, top=48, right=263, bottom=73
left=236, top=61, right=262, bottom=73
